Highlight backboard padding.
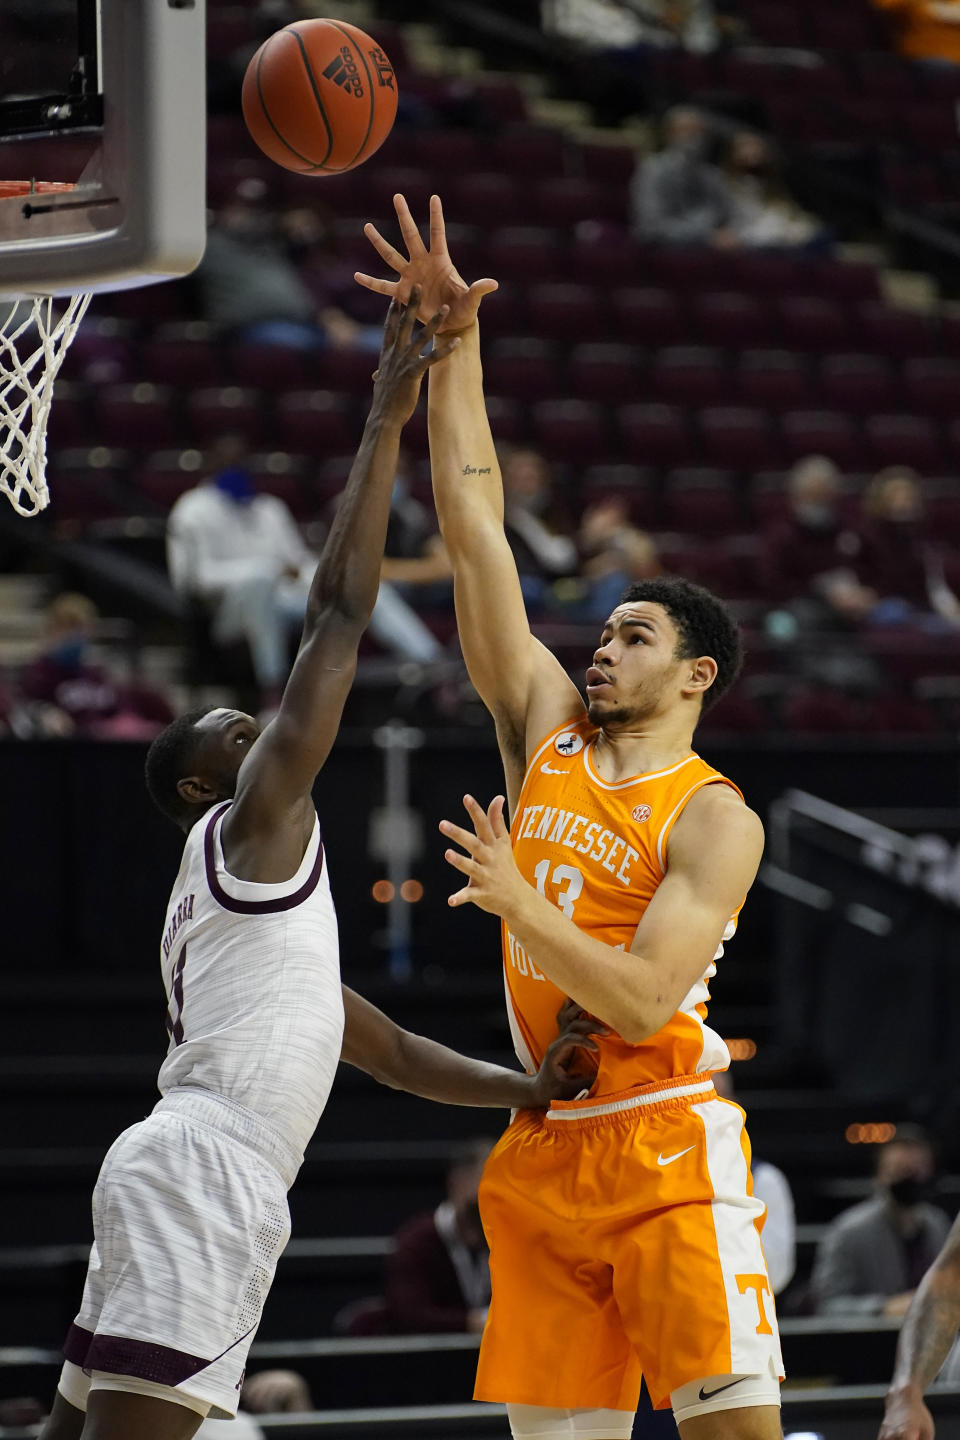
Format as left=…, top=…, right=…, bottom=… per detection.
left=0, top=0, right=206, bottom=298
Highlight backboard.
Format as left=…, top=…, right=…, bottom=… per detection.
left=0, top=0, right=207, bottom=298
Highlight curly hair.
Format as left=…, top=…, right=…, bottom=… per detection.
left=144, top=705, right=216, bottom=827
left=618, top=576, right=743, bottom=713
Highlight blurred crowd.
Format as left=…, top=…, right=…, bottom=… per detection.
left=2, top=441, right=956, bottom=732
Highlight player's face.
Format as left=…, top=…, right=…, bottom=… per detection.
left=192, top=707, right=262, bottom=794
left=585, top=604, right=688, bottom=727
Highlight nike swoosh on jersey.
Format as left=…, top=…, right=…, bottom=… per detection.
left=657, top=1145, right=696, bottom=1166
left=698, top=1379, right=744, bottom=1402
left=540, top=763, right=570, bottom=775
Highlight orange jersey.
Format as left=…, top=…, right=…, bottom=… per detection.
left=502, top=715, right=745, bottom=1095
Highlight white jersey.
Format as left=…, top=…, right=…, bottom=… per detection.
left=156, top=800, right=343, bottom=1165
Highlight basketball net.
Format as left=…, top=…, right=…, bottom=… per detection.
left=0, top=292, right=93, bottom=516
left=0, top=182, right=94, bottom=516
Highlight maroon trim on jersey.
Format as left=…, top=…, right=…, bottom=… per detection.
left=203, top=802, right=325, bottom=914
left=63, top=1322, right=214, bottom=1386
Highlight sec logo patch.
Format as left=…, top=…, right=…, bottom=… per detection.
left=554, top=731, right=584, bottom=757
left=632, top=804, right=652, bottom=823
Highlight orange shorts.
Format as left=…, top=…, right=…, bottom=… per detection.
left=475, top=1075, right=784, bottom=1413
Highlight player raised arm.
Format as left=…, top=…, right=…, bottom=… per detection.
left=221, top=293, right=458, bottom=866
left=879, top=1213, right=960, bottom=1440
left=356, top=195, right=583, bottom=808
left=439, top=785, right=764, bottom=1044
left=339, top=986, right=602, bottom=1107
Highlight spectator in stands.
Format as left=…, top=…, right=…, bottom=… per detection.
left=384, top=1137, right=492, bottom=1334
left=239, top=1371, right=312, bottom=1415
left=811, top=1126, right=951, bottom=1317
left=713, top=1069, right=797, bottom=1296
left=546, top=0, right=719, bottom=53
left=761, top=455, right=874, bottom=631
left=870, top=0, right=960, bottom=66
left=16, top=592, right=174, bottom=739
left=379, top=454, right=453, bottom=629
left=338, top=1139, right=494, bottom=1336
left=500, top=447, right=578, bottom=611
left=195, top=180, right=379, bottom=352
left=168, top=437, right=444, bottom=709
left=557, top=496, right=663, bottom=622
left=723, top=131, right=828, bottom=250
left=857, top=466, right=960, bottom=628
left=167, top=435, right=317, bottom=710
left=630, top=106, right=736, bottom=248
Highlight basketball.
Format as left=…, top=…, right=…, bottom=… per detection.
left=242, top=19, right=398, bottom=175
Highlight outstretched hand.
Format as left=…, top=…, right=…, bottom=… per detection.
left=440, top=794, right=525, bottom=915
left=371, top=285, right=460, bottom=427
left=356, top=193, right=498, bottom=333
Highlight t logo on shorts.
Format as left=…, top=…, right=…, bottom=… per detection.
left=736, top=1274, right=774, bottom=1335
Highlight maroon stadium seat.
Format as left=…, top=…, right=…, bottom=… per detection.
left=187, top=386, right=265, bottom=446
left=141, top=323, right=222, bottom=388
left=579, top=463, right=658, bottom=527
left=699, top=407, right=781, bottom=471
left=231, top=344, right=314, bottom=393
left=662, top=468, right=741, bottom=536
left=449, top=173, right=524, bottom=226
left=533, top=177, right=627, bottom=227
left=819, top=354, right=896, bottom=415
left=782, top=689, right=864, bottom=732
left=652, top=347, right=731, bottom=407
left=737, top=350, right=812, bottom=410
left=863, top=414, right=943, bottom=473
left=615, top=288, right=685, bottom=345
left=98, top=382, right=176, bottom=451
left=901, top=357, right=960, bottom=418
left=485, top=338, right=561, bottom=402
left=486, top=227, right=562, bottom=284
left=619, top=403, right=692, bottom=467
left=693, top=292, right=774, bottom=348
left=780, top=410, right=861, bottom=469
left=778, top=296, right=850, bottom=352
left=858, top=301, right=938, bottom=357
left=527, top=283, right=608, bottom=342
left=492, top=126, right=567, bottom=178
left=531, top=399, right=611, bottom=464
left=567, top=343, right=645, bottom=404
left=135, top=451, right=205, bottom=510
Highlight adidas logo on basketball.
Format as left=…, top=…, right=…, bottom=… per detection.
left=323, top=47, right=364, bottom=97
left=632, top=804, right=652, bottom=823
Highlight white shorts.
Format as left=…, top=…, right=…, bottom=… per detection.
left=64, top=1089, right=298, bottom=1420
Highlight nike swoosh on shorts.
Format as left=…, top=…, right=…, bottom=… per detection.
left=698, top=1379, right=744, bottom=1402
left=656, top=1145, right=696, bottom=1166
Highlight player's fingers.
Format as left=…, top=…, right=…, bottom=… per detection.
left=354, top=271, right=398, bottom=298
left=423, top=335, right=462, bottom=369
left=555, top=1035, right=599, bottom=1054
left=362, top=222, right=407, bottom=272
left=463, top=793, right=493, bottom=843
left=419, top=303, right=451, bottom=344
left=448, top=884, right=476, bottom=908
left=397, top=285, right=421, bottom=344
left=488, top=794, right=508, bottom=837
left=468, top=277, right=500, bottom=300
left=429, top=193, right=448, bottom=252
left=444, top=847, right=478, bottom=875
left=438, top=817, right=480, bottom=854
left=394, top=193, right=426, bottom=255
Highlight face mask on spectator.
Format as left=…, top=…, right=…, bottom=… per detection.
left=215, top=467, right=257, bottom=505
left=795, top=502, right=836, bottom=528
left=887, top=1175, right=933, bottom=1209
left=49, top=637, right=86, bottom=667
